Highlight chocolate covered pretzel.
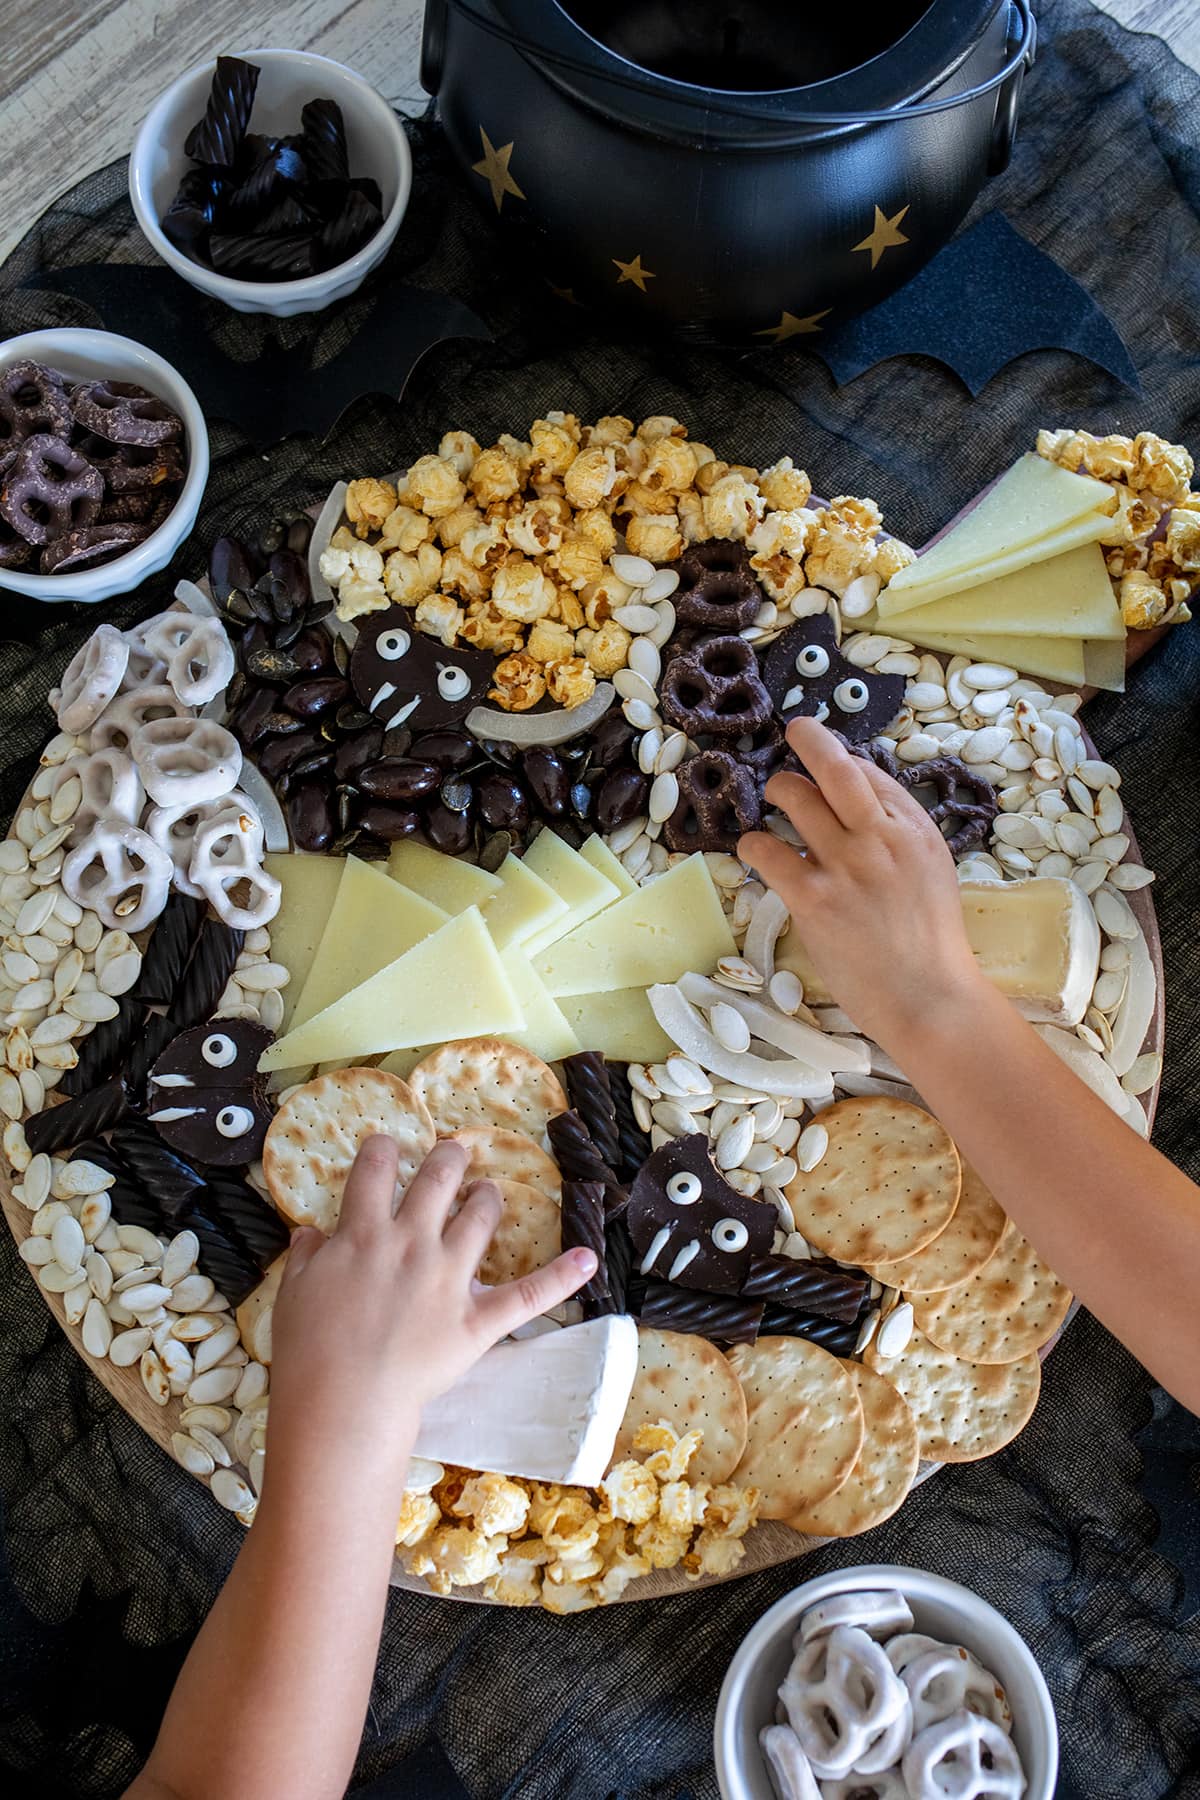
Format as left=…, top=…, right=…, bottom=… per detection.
left=658, top=635, right=773, bottom=739
left=71, top=378, right=183, bottom=448
left=662, top=748, right=761, bottom=853
left=672, top=539, right=763, bottom=632
left=0, top=433, right=104, bottom=546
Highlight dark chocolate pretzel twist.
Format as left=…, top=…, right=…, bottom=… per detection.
left=845, top=737, right=999, bottom=857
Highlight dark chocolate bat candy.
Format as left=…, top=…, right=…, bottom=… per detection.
left=627, top=1133, right=774, bottom=1293
left=147, top=1019, right=274, bottom=1166
left=763, top=614, right=905, bottom=744
left=351, top=606, right=494, bottom=730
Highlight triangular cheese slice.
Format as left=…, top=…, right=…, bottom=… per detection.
left=893, top=626, right=1087, bottom=687
left=878, top=511, right=1115, bottom=615
left=485, top=854, right=568, bottom=952
left=578, top=833, right=639, bottom=898
left=259, top=908, right=523, bottom=1070
left=289, top=856, right=448, bottom=1030
left=261, top=853, right=346, bottom=1027
left=521, top=831, right=620, bottom=958
left=534, top=853, right=736, bottom=998
left=500, top=950, right=581, bottom=1061
left=557, top=986, right=675, bottom=1063
left=879, top=543, right=1124, bottom=641
left=878, top=454, right=1115, bottom=616
left=387, top=840, right=503, bottom=915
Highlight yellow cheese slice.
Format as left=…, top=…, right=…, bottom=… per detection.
left=892, top=626, right=1087, bottom=687
left=879, top=543, right=1124, bottom=641
left=557, top=986, right=675, bottom=1063
left=578, top=833, right=639, bottom=898
left=289, top=856, right=448, bottom=1031
left=878, top=511, right=1116, bottom=615
left=879, top=454, right=1114, bottom=615
left=521, top=831, right=621, bottom=958
left=258, top=908, right=523, bottom=1071
left=379, top=1045, right=434, bottom=1081
left=484, top=854, right=568, bottom=952
left=386, top=841, right=503, bottom=915
left=261, top=854, right=345, bottom=1028
left=500, top=950, right=582, bottom=1062
left=1082, top=636, right=1127, bottom=693
left=534, top=853, right=737, bottom=998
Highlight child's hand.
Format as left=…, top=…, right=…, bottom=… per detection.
left=739, top=718, right=986, bottom=1053
left=264, top=1137, right=596, bottom=1491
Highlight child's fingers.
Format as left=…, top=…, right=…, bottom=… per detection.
left=443, top=1179, right=502, bottom=1266
left=738, top=828, right=819, bottom=901
left=761, top=771, right=843, bottom=858
left=475, top=1247, right=598, bottom=1341
left=786, top=719, right=886, bottom=830
left=339, top=1134, right=401, bottom=1236
left=281, top=1225, right=324, bottom=1283
left=397, top=1138, right=471, bottom=1233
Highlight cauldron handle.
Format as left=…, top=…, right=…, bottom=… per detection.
left=988, top=0, right=1037, bottom=175
left=421, top=0, right=449, bottom=95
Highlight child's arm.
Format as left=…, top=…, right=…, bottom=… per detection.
left=742, top=718, right=1200, bottom=1415
left=125, top=1137, right=596, bottom=1800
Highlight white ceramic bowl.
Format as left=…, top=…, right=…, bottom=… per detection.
left=715, top=1565, right=1058, bottom=1800
left=129, top=48, right=412, bottom=316
left=0, top=328, right=209, bottom=606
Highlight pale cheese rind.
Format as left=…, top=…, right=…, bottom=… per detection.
left=534, top=854, right=736, bottom=998
left=878, top=542, right=1125, bottom=641
left=386, top=840, right=503, bottom=914
left=289, top=856, right=448, bottom=1030
left=261, top=854, right=345, bottom=1027
left=258, top=908, right=523, bottom=1070
left=484, top=853, right=568, bottom=952
left=521, top=831, right=621, bottom=958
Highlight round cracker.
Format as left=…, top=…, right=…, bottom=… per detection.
left=787, top=1362, right=919, bottom=1538
left=452, top=1125, right=563, bottom=1203
left=728, top=1336, right=865, bottom=1520
left=864, top=1325, right=1040, bottom=1462
left=476, top=1179, right=562, bottom=1287
left=610, top=1327, right=748, bottom=1484
left=910, top=1221, right=1072, bottom=1363
left=784, top=1097, right=960, bottom=1264
left=410, top=1038, right=567, bottom=1141
left=864, top=1163, right=1007, bottom=1294
left=263, top=1067, right=436, bottom=1232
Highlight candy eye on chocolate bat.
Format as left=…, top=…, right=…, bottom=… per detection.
left=377, top=628, right=411, bottom=662
left=437, top=664, right=472, bottom=701
left=203, top=1031, right=238, bottom=1069
left=795, top=643, right=830, bottom=677
left=833, top=677, right=870, bottom=713
left=351, top=605, right=494, bottom=728
left=711, top=1217, right=749, bottom=1253
left=216, top=1103, right=255, bottom=1139
left=666, top=1170, right=702, bottom=1205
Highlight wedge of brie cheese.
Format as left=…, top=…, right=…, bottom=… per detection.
left=960, top=876, right=1101, bottom=1026
left=412, top=1315, right=639, bottom=1486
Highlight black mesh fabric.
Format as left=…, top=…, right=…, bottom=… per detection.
left=1, top=1, right=1199, bottom=1795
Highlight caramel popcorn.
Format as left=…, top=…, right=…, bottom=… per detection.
left=470, top=445, right=523, bottom=506
left=702, top=472, right=766, bottom=541
left=625, top=513, right=683, bottom=562
left=507, top=500, right=565, bottom=557
left=461, top=603, right=524, bottom=656
left=1119, top=567, right=1168, bottom=629
left=383, top=542, right=442, bottom=607
left=874, top=537, right=918, bottom=584
left=529, top=417, right=580, bottom=483
left=451, top=1472, right=531, bottom=1537
left=346, top=476, right=398, bottom=537
left=406, top=453, right=467, bottom=518
left=492, top=556, right=557, bottom=623
left=758, top=456, right=813, bottom=512
left=585, top=414, right=634, bottom=447
left=490, top=652, right=546, bottom=710
left=414, top=593, right=464, bottom=648
left=379, top=503, right=435, bottom=554
left=545, top=656, right=597, bottom=708
left=435, top=503, right=486, bottom=550
left=598, top=1458, right=659, bottom=1526
left=1165, top=506, right=1200, bottom=573
left=633, top=1516, right=693, bottom=1569
left=1037, top=426, right=1137, bottom=484
left=574, top=506, right=618, bottom=559
left=438, top=429, right=482, bottom=478
left=585, top=620, right=633, bottom=677
left=549, top=532, right=607, bottom=590
left=643, top=436, right=699, bottom=494
left=565, top=445, right=620, bottom=511
left=439, top=547, right=493, bottom=606
left=395, top=1491, right=439, bottom=1548
left=460, top=518, right=509, bottom=570
left=526, top=618, right=577, bottom=665
left=637, top=414, right=687, bottom=444
left=1132, top=431, right=1194, bottom=504
left=804, top=509, right=879, bottom=596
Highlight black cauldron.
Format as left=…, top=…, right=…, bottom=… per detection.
left=421, top=0, right=1036, bottom=343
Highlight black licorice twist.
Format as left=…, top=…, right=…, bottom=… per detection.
left=131, top=891, right=206, bottom=1007
left=106, top=1175, right=168, bottom=1235
left=24, top=1077, right=130, bottom=1156
left=123, top=1013, right=183, bottom=1108
left=169, top=920, right=244, bottom=1032
left=200, top=1168, right=290, bottom=1270
left=561, top=1052, right=621, bottom=1174
left=638, top=1281, right=764, bottom=1348
left=180, top=1205, right=261, bottom=1307
left=301, top=97, right=349, bottom=184
left=184, top=55, right=260, bottom=169
left=607, top=1064, right=652, bottom=1180
left=110, top=1119, right=205, bottom=1223
left=58, top=996, right=144, bottom=1096
left=605, top=1215, right=634, bottom=1315
left=758, top=1304, right=860, bottom=1357
left=560, top=1179, right=613, bottom=1319
left=546, top=1109, right=627, bottom=1217
left=739, top=1254, right=868, bottom=1325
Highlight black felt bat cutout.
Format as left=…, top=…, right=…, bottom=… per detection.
left=20, top=264, right=493, bottom=447
left=807, top=212, right=1140, bottom=396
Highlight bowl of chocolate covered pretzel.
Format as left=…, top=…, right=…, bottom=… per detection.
left=0, top=328, right=208, bottom=605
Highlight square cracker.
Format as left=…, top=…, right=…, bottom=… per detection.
left=865, top=1162, right=1007, bottom=1294
left=410, top=1039, right=567, bottom=1141
left=475, top=1178, right=563, bottom=1287
left=610, top=1327, right=748, bottom=1485
left=263, top=1067, right=436, bottom=1233
left=452, top=1125, right=563, bottom=1204
left=728, top=1336, right=865, bottom=1520
left=864, top=1325, right=1040, bottom=1462
left=783, top=1098, right=960, bottom=1265
left=786, top=1361, right=920, bottom=1539
left=910, top=1220, right=1072, bottom=1363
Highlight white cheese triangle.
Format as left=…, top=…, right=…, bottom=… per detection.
left=534, top=853, right=736, bottom=998
left=879, top=542, right=1124, bottom=641
left=289, top=855, right=448, bottom=1030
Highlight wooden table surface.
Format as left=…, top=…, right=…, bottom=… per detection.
left=0, top=1, right=1196, bottom=268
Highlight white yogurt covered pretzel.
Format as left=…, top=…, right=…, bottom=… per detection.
left=189, top=796, right=281, bottom=929
left=901, top=1708, right=1025, bottom=1800
left=69, top=746, right=146, bottom=835
left=892, top=1641, right=1013, bottom=1737
left=90, top=683, right=190, bottom=751
left=780, top=1626, right=911, bottom=1781
left=62, top=817, right=173, bottom=931
left=135, top=608, right=235, bottom=707
left=758, top=1724, right=820, bottom=1800
left=821, top=1773, right=910, bottom=1800
left=50, top=623, right=130, bottom=733
left=799, top=1591, right=915, bottom=1645
left=130, top=714, right=242, bottom=808
left=145, top=794, right=241, bottom=897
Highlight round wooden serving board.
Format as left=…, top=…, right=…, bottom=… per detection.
left=0, top=719, right=1166, bottom=1606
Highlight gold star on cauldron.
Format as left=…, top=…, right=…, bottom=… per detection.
left=472, top=128, right=525, bottom=212
left=613, top=254, right=656, bottom=291
left=853, top=204, right=910, bottom=270
left=754, top=308, right=832, bottom=344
